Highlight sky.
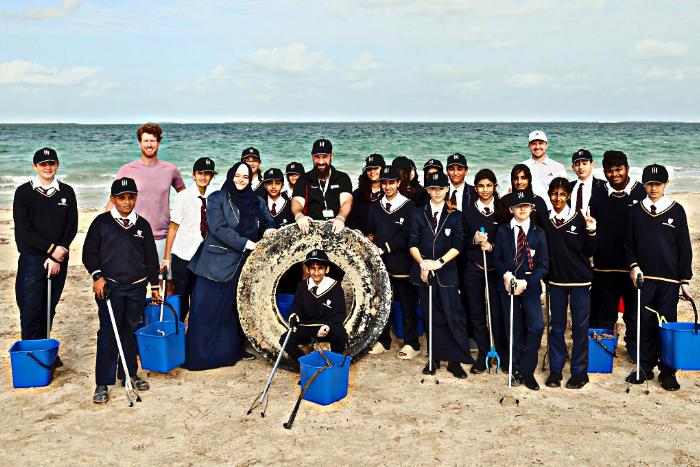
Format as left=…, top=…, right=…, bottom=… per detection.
left=0, top=0, right=698, bottom=123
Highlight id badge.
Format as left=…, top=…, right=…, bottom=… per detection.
left=323, top=209, right=335, bottom=219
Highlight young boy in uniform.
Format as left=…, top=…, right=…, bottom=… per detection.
left=493, top=188, right=549, bottom=390
left=161, top=157, right=217, bottom=323
left=83, top=177, right=161, bottom=404
left=625, top=164, right=692, bottom=390
left=13, top=148, right=78, bottom=366
left=280, top=250, right=349, bottom=368
left=569, top=149, right=605, bottom=213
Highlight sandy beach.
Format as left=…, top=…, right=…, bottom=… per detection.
left=2, top=195, right=700, bottom=466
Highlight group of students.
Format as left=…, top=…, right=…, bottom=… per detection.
left=13, top=127, right=693, bottom=405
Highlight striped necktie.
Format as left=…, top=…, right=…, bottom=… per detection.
left=311, top=286, right=318, bottom=295
left=199, top=197, right=208, bottom=238
left=517, top=225, right=534, bottom=269
left=371, top=191, right=381, bottom=201
left=576, top=183, right=584, bottom=211
left=484, top=207, right=491, bottom=214
left=386, top=203, right=391, bottom=212
left=120, top=218, right=130, bottom=227
left=433, top=211, right=438, bottom=229
left=270, top=202, right=277, bottom=215
left=450, top=190, right=457, bottom=205
left=555, top=217, right=564, bottom=226
left=651, top=204, right=657, bottom=214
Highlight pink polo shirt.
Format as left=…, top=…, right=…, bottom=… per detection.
left=116, top=159, right=185, bottom=239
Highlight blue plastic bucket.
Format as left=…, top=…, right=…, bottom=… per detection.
left=391, top=301, right=424, bottom=339
left=588, top=329, right=619, bottom=373
left=659, top=322, right=700, bottom=371
left=278, top=302, right=293, bottom=320
left=8, top=339, right=61, bottom=388
left=135, top=320, right=186, bottom=373
left=144, top=296, right=181, bottom=325
left=299, top=350, right=352, bottom=406
left=276, top=293, right=294, bottom=304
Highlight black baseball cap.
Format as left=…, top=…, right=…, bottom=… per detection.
left=425, top=171, right=449, bottom=189
left=642, top=164, right=669, bottom=184
left=304, top=249, right=329, bottom=264
left=111, top=177, right=138, bottom=196
left=446, top=153, right=467, bottom=168
left=364, top=153, right=386, bottom=170
left=572, top=149, right=593, bottom=164
left=241, top=147, right=261, bottom=160
left=262, top=168, right=284, bottom=182
left=285, top=162, right=305, bottom=175
left=423, top=159, right=444, bottom=171
left=193, top=157, right=217, bottom=174
left=379, top=165, right=401, bottom=181
left=312, top=139, right=332, bottom=155
left=392, top=156, right=415, bottom=172
left=509, top=188, right=536, bottom=207
left=33, top=148, right=59, bottom=164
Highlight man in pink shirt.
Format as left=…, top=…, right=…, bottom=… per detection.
left=106, top=123, right=185, bottom=279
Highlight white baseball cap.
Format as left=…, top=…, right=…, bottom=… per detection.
left=528, top=130, right=547, bottom=143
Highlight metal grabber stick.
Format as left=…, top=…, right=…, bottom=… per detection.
left=105, top=285, right=141, bottom=407
left=509, top=278, right=516, bottom=388
left=159, top=266, right=169, bottom=321
left=47, top=272, right=52, bottom=339
left=481, top=228, right=500, bottom=373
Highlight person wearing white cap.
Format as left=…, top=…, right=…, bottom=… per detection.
left=518, top=131, right=567, bottom=210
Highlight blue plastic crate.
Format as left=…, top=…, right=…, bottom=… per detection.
left=299, top=350, right=352, bottom=406
left=660, top=322, right=700, bottom=371
left=135, top=321, right=186, bottom=373
left=276, top=293, right=294, bottom=304
left=391, top=301, right=424, bottom=339
left=588, top=329, right=619, bottom=374
left=8, top=339, right=60, bottom=388
left=144, top=296, right=181, bottom=325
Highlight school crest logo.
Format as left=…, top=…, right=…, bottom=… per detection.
left=331, top=185, right=339, bottom=189
left=282, top=219, right=288, bottom=224
left=445, top=229, right=451, bottom=236
left=397, top=217, right=404, bottom=225
left=663, top=218, right=675, bottom=228
left=668, top=218, right=674, bottom=224
left=571, top=226, right=576, bottom=232
left=58, top=198, right=67, bottom=206
left=323, top=299, right=332, bottom=308
left=135, top=230, right=143, bottom=238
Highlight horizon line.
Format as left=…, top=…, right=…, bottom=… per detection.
left=1, top=120, right=699, bottom=125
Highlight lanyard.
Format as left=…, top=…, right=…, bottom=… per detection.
left=318, top=167, right=332, bottom=211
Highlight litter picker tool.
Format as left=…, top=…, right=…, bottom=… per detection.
left=626, top=273, right=649, bottom=395
left=104, top=285, right=141, bottom=407
left=542, top=283, right=550, bottom=371
left=508, top=278, right=516, bottom=388
left=159, top=266, right=169, bottom=321
left=46, top=272, right=52, bottom=339
left=421, top=270, right=439, bottom=385
left=248, top=316, right=298, bottom=417
left=481, top=228, right=500, bottom=373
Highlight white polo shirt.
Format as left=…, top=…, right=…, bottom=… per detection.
left=520, top=155, right=567, bottom=209
left=170, top=183, right=215, bottom=261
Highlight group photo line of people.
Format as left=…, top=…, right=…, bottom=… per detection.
left=14, top=122, right=693, bottom=405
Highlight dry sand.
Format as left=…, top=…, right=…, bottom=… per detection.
left=2, top=195, right=700, bottom=466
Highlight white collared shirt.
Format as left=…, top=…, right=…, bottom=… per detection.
left=251, top=177, right=262, bottom=192
left=571, top=176, right=593, bottom=212
left=510, top=217, right=531, bottom=251
left=170, top=183, right=215, bottom=261
left=549, top=204, right=572, bottom=223
left=268, top=195, right=287, bottom=215
left=381, top=192, right=407, bottom=211
left=110, top=206, right=137, bottom=226
left=285, top=187, right=294, bottom=199
left=606, top=178, right=637, bottom=197
left=431, top=201, right=444, bottom=228
left=521, top=156, right=567, bottom=209
left=476, top=198, right=495, bottom=215
left=308, top=276, right=336, bottom=295
left=449, top=182, right=465, bottom=210
left=31, top=175, right=60, bottom=196
left=642, top=195, right=673, bottom=213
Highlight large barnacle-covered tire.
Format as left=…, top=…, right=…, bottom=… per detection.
left=237, top=221, right=391, bottom=370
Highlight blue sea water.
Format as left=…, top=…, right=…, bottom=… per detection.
left=0, top=122, right=698, bottom=208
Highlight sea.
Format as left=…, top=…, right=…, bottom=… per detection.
left=0, top=122, right=698, bottom=209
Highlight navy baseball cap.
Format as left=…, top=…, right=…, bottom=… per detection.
left=446, top=153, right=467, bottom=168
left=425, top=171, right=449, bottom=189
left=304, top=249, right=329, bottom=264
left=33, top=148, right=59, bottom=164
left=510, top=188, right=536, bottom=207
left=193, top=157, right=217, bottom=174
left=364, top=153, right=386, bottom=170
left=423, top=159, right=444, bottom=172
left=572, top=149, right=593, bottom=164
left=312, top=139, right=332, bottom=155
left=392, top=156, right=415, bottom=172
left=111, top=177, right=138, bottom=196
left=262, top=168, right=284, bottom=182
left=285, top=162, right=305, bottom=175
left=241, top=147, right=261, bottom=160
left=642, top=164, right=669, bottom=184
left=379, top=165, right=401, bottom=181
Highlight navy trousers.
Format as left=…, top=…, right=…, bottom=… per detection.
left=171, top=253, right=196, bottom=323
left=499, top=292, right=544, bottom=376
left=279, top=324, right=348, bottom=361
left=378, top=278, right=420, bottom=350
left=591, top=271, right=637, bottom=351
left=549, top=285, right=590, bottom=375
left=639, top=281, right=679, bottom=375
left=95, top=280, right=146, bottom=386
left=464, top=262, right=508, bottom=364
left=16, top=253, right=68, bottom=341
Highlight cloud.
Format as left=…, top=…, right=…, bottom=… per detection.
left=485, top=40, right=522, bottom=50
left=632, top=39, right=688, bottom=60
left=412, top=55, right=510, bottom=80
left=506, top=73, right=554, bottom=88
left=2, top=0, right=82, bottom=21
left=344, top=53, right=384, bottom=81
left=264, top=81, right=280, bottom=91
left=234, top=43, right=333, bottom=77
left=325, top=0, right=349, bottom=17
left=632, top=65, right=700, bottom=81
left=349, top=78, right=375, bottom=91
left=0, top=60, right=101, bottom=85
left=252, top=93, right=271, bottom=102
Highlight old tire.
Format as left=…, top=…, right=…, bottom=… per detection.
left=237, top=221, right=391, bottom=370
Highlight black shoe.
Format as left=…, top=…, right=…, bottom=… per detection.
left=93, top=385, right=109, bottom=404
left=659, top=372, right=680, bottom=391
left=509, top=372, right=522, bottom=386
left=122, top=376, right=149, bottom=390
left=627, top=347, right=638, bottom=364
left=241, top=351, right=257, bottom=361
left=470, top=361, right=487, bottom=374
left=523, top=374, right=540, bottom=391
left=422, top=360, right=440, bottom=375
left=500, top=361, right=509, bottom=374
left=54, top=355, right=64, bottom=368
left=626, top=370, right=654, bottom=384
left=565, top=373, right=589, bottom=389
left=447, top=362, right=468, bottom=379
left=546, top=372, right=563, bottom=388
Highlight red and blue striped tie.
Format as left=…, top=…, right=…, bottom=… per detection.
left=517, top=225, right=534, bottom=269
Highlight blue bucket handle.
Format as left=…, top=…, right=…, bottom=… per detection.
left=144, top=299, right=180, bottom=334
left=688, top=296, right=698, bottom=335
left=25, top=351, right=59, bottom=382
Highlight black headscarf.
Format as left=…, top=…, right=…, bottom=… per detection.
left=222, top=162, right=263, bottom=235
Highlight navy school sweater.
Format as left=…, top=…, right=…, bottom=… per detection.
left=462, top=202, right=504, bottom=270
left=289, top=279, right=346, bottom=327
left=366, top=197, right=416, bottom=278
left=542, top=212, right=598, bottom=286
left=589, top=180, right=647, bottom=272
left=624, top=201, right=693, bottom=284
left=82, top=212, right=160, bottom=286
left=347, top=188, right=382, bottom=235
left=13, top=181, right=78, bottom=259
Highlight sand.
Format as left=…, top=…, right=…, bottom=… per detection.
left=2, top=195, right=700, bottom=466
